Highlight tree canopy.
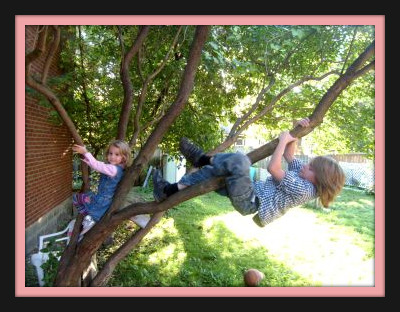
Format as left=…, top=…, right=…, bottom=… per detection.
left=36, top=25, right=374, bottom=159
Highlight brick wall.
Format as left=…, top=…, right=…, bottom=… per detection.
left=25, top=97, right=73, bottom=227
left=25, top=26, right=73, bottom=252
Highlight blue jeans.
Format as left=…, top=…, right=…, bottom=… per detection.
left=179, top=152, right=258, bottom=216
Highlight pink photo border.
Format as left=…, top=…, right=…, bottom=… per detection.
left=16, top=15, right=385, bottom=297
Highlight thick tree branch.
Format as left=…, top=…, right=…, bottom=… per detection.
left=112, top=26, right=211, bottom=201
left=117, top=26, right=151, bottom=140
left=25, top=26, right=48, bottom=76
left=54, top=26, right=211, bottom=287
left=129, top=26, right=183, bottom=147
left=42, top=26, right=60, bottom=84
left=90, top=211, right=165, bottom=286
left=210, top=70, right=339, bottom=155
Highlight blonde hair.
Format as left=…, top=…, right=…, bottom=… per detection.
left=105, top=139, right=133, bottom=168
left=309, top=156, right=345, bottom=208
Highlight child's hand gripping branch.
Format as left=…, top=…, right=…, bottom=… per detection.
left=72, top=144, right=88, bottom=155
left=267, top=117, right=310, bottom=181
left=267, top=131, right=298, bottom=182
left=296, top=117, right=310, bottom=128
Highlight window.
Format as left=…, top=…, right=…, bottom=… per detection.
left=235, top=138, right=245, bottom=146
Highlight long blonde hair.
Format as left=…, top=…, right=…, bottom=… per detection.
left=105, top=139, right=133, bottom=168
left=310, top=156, right=345, bottom=208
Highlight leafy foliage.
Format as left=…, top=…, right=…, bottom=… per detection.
left=50, top=25, right=373, bottom=158
left=39, top=239, right=65, bottom=287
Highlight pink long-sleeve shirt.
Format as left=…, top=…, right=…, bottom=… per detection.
left=82, top=152, right=119, bottom=177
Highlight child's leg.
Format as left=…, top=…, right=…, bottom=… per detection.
left=164, top=152, right=257, bottom=214
left=177, top=164, right=229, bottom=196
left=72, top=193, right=90, bottom=216
left=153, top=165, right=227, bottom=202
left=178, top=152, right=241, bottom=184
left=178, top=165, right=218, bottom=186
left=212, top=153, right=258, bottom=216
left=226, top=175, right=258, bottom=216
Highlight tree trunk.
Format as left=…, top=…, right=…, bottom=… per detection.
left=54, top=26, right=211, bottom=287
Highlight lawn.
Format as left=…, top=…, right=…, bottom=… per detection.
left=98, top=186, right=375, bottom=287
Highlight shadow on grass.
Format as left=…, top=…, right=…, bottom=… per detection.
left=105, top=192, right=314, bottom=287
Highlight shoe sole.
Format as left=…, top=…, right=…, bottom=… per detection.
left=153, top=170, right=167, bottom=202
left=131, top=215, right=150, bottom=228
left=80, top=223, right=95, bottom=236
left=179, top=137, right=203, bottom=166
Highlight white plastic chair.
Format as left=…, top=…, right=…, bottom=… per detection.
left=30, top=219, right=76, bottom=286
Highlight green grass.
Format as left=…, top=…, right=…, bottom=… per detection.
left=97, top=186, right=375, bottom=287
left=304, top=186, right=375, bottom=258
left=26, top=186, right=374, bottom=287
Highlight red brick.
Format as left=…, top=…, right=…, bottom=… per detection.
left=25, top=26, right=73, bottom=228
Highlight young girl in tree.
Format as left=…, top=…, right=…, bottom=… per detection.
left=72, top=139, right=133, bottom=237
left=152, top=118, right=346, bottom=227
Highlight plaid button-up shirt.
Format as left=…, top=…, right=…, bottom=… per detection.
left=253, top=158, right=317, bottom=226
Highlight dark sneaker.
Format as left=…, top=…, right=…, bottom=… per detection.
left=153, top=169, right=170, bottom=202
left=179, top=137, right=205, bottom=167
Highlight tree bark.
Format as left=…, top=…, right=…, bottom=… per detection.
left=54, top=26, right=211, bottom=287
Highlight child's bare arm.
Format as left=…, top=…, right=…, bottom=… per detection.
left=283, top=137, right=297, bottom=163
left=268, top=131, right=296, bottom=181
left=283, top=117, right=310, bottom=162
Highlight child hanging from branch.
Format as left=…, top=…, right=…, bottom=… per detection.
left=152, top=117, right=345, bottom=227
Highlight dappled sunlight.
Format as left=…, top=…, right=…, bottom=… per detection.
left=102, top=189, right=374, bottom=287
left=359, top=198, right=374, bottom=207
left=148, top=243, right=187, bottom=276
left=192, top=197, right=207, bottom=207
left=202, top=219, right=243, bottom=260
left=145, top=218, right=187, bottom=275
left=146, top=218, right=178, bottom=239
left=345, top=201, right=369, bottom=209
left=207, top=207, right=374, bottom=286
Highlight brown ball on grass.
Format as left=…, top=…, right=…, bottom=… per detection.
left=243, top=269, right=265, bottom=286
